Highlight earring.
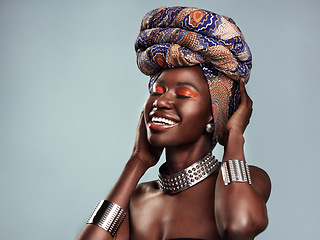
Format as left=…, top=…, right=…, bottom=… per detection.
left=206, top=123, right=214, bottom=133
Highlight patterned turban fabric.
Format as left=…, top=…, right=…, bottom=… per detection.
left=135, top=6, right=252, bottom=147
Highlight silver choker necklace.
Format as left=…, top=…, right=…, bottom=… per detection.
left=158, top=153, right=219, bottom=194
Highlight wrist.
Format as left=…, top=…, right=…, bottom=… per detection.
left=126, top=156, right=150, bottom=174
left=130, top=148, right=162, bottom=169
left=223, top=131, right=245, bottom=162
left=225, top=130, right=245, bottom=146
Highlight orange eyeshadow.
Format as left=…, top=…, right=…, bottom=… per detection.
left=154, top=85, right=165, bottom=94
left=177, top=88, right=200, bottom=98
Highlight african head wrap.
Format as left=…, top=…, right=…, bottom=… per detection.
left=135, top=6, right=252, bottom=147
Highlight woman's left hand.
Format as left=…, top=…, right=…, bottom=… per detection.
left=221, top=80, right=253, bottom=144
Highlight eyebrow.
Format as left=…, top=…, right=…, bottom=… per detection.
left=177, top=82, right=200, bottom=92
left=155, top=79, right=165, bottom=85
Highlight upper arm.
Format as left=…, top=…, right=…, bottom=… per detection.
left=249, top=165, right=271, bottom=202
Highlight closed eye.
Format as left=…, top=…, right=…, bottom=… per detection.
left=151, top=85, right=165, bottom=95
left=176, top=88, right=200, bottom=99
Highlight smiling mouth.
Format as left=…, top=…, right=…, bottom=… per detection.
left=151, top=117, right=178, bottom=126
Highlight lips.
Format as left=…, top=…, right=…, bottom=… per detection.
left=148, top=112, right=179, bottom=131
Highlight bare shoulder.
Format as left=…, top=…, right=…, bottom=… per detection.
left=135, top=180, right=160, bottom=193
left=131, top=180, right=161, bottom=201
left=249, top=165, right=272, bottom=202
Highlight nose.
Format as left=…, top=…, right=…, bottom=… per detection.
left=153, top=92, right=174, bottom=109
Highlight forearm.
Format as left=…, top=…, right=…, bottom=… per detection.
left=107, top=156, right=149, bottom=207
left=76, top=157, right=149, bottom=240
left=215, top=131, right=268, bottom=240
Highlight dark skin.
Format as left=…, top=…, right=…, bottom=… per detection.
left=76, top=65, right=271, bottom=240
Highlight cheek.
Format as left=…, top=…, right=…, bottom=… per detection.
left=180, top=103, right=211, bottom=125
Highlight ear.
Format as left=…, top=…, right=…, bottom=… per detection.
left=211, top=102, right=219, bottom=123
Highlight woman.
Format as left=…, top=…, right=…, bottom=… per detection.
left=76, top=6, right=271, bottom=240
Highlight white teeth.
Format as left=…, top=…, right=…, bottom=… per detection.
left=151, top=117, right=176, bottom=125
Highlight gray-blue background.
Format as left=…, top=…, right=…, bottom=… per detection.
left=1, top=0, right=319, bottom=239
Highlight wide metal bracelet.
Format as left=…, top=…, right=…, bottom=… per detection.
left=221, top=159, right=252, bottom=185
left=86, top=200, right=126, bottom=237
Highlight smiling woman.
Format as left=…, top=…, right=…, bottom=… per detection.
left=144, top=66, right=212, bottom=148
left=76, top=6, right=271, bottom=240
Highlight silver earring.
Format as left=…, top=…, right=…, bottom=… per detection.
left=206, top=123, right=214, bottom=133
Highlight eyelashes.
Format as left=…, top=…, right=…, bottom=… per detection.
left=176, top=88, right=200, bottom=98
left=151, top=85, right=199, bottom=99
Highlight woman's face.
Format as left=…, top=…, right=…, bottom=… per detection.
left=143, top=65, right=212, bottom=147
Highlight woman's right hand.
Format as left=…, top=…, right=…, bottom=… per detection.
left=131, top=112, right=163, bottom=168
left=76, top=114, right=161, bottom=240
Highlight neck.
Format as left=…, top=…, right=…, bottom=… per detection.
left=164, top=134, right=212, bottom=174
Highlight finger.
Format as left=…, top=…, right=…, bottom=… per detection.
left=136, top=112, right=147, bottom=140
left=137, top=111, right=144, bottom=128
left=239, top=79, right=248, bottom=97
left=238, top=80, right=246, bottom=104
left=239, top=80, right=253, bottom=108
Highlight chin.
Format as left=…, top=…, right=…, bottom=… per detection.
left=147, top=136, right=167, bottom=148
left=147, top=135, right=201, bottom=149
left=147, top=134, right=178, bottom=148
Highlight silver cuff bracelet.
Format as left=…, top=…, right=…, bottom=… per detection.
left=221, top=159, right=252, bottom=185
left=86, top=200, right=126, bottom=237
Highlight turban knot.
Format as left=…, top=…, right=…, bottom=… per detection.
left=135, top=6, right=252, bottom=147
